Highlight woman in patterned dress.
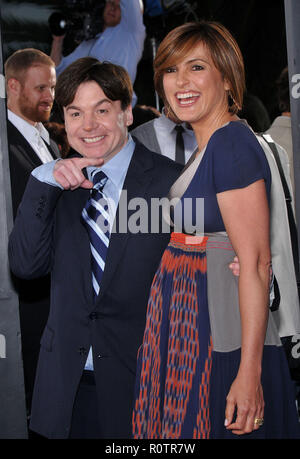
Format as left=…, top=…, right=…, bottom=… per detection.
left=132, top=21, right=300, bottom=439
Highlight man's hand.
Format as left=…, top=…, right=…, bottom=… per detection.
left=53, top=157, right=104, bottom=190
left=229, top=256, right=273, bottom=283
left=229, top=256, right=240, bottom=276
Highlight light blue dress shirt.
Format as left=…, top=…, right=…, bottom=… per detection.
left=32, top=135, right=135, bottom=370
left=154, top=110, right=198, bottom=163
left=56, top=0, right=146, bottom=106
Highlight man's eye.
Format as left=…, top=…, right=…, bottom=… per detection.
left=71, top=112, right=80, bottom=118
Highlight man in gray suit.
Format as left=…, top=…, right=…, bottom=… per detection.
left=131, top=107, right=197, bottom=165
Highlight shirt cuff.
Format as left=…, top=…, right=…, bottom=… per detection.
left=31, top=159, right=64, bottom=189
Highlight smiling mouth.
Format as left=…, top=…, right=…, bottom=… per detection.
left=176, top=92, right=199, bottom=105
left=83, top=136, right=105, bottom=144
left=39, top=104, right=52, bottom=111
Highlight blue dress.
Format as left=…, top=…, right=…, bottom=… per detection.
left=132, top=122, right=300, bottom=439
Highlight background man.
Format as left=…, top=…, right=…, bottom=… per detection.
left=265, top=67, right=295, bottom=194
left=5, top=48, right=60, bottom=421
left=50, top=0, right=145, bottom=106
left=8, top=57, right=182, bottom=438
left=131, top=106, right=198, bottom=165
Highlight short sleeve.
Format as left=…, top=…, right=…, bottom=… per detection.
left=210, top=122, right=270, bottom=194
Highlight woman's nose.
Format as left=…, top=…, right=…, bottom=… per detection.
left=176, top=68, right=189, bottom=87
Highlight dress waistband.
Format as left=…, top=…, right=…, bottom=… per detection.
left=170, top=232, right=233, bottom=250
left=170, top=232, right=208, bottom=246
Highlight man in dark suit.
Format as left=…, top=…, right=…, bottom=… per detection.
left=5, top=49, right=60, bottom=217
left=5, top=48, right=60, bottom=419
left=8, top=57, right=182, bottom=438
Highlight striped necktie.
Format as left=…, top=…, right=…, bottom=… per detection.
left=82, top=170, right=110, bottom=298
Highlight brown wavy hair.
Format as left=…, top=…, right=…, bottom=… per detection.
left=55, top=57, right=133, bottom=114
left=154, top=21, right=245, bottom=121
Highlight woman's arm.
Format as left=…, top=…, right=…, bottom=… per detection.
left=217, top=178, right=271, bottom=435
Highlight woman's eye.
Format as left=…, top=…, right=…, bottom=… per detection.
left=192, top=65, right=204, bottom=71
left=71, top=112, right=80, bottom=118
left=165, top=67, right=176, bottom=73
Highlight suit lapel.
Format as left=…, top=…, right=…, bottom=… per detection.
left=48, top=139, right=60, bottom=159
left=7, top=121, right=43, bottom=168
left=96, top=144, right=154, bottom=302
left=7, top=120, right=59, bottom=163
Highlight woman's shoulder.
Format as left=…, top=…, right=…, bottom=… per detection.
left=207, top=120, right=271, bottom=193
left=211, top=120, right=259, bottom=146
left=208, top=120, right=266, bottom=162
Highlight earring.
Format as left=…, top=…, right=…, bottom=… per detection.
left=227, top=90, right=240, bottom=112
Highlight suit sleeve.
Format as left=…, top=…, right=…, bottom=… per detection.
left=8, top=176, right=62, bottom=279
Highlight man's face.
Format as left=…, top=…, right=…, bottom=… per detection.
left=103, top=0, right=121, bottom=28
left=63, top=80, right=132, bottom=162
left=16, top=64, right=56, bottom=125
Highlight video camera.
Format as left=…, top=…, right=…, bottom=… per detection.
left=48, top=0, right=105, bottom=43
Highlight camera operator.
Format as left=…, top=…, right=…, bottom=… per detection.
left=50, top=0, right=145, bottom=105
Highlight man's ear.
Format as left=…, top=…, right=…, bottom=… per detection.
left=125, top=105, right=133, bottom=127
left=7, top=78, right=21, bottom=96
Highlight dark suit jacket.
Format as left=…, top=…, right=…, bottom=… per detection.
left=8, top=141, right=182, bottom=438
left=7, top=119, right=60, bottom=413
left=7, top=120, right=60, bottom=218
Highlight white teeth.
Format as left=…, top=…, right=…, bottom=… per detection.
left=179, top=99, right=194, bottom=105
left=177, top=92, right=198, bottom=99
left=83, top=136, right=104, bottom=143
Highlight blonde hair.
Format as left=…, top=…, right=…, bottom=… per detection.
left=154, top=21, right=245, bottom=119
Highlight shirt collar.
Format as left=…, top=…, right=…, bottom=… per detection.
left=87, top=134, right=135, bottom=191
left=8, top=109, right=50, bottom=145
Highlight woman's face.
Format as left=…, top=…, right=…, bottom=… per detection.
left=162, top=42, right=230, bottom=126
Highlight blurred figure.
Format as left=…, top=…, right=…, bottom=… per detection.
left=129, top=104, right=160, bottom=131
left=239, top=92, right=271, bottom=133
left=266, top=67, right=294, bottom=193
left=44, top=121, right=70, bottom=158
left=131, top=107, right=198, bottom=165
left=5, top=48, right=60, bottom=217
left=50, top=0, right=145, bottom=106
left=5, top=48, right=60, bottom=422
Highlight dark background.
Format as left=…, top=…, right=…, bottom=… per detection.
left=0, top=0, right=288, bottom=125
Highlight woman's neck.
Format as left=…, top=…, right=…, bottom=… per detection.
left=193, top=112, right=238, bottom=152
